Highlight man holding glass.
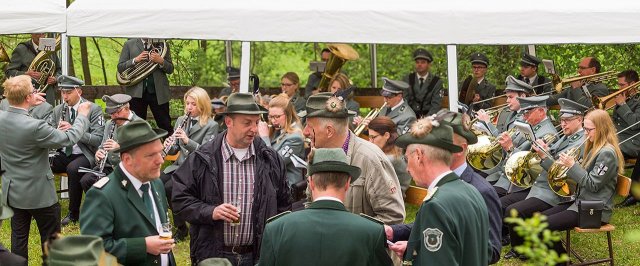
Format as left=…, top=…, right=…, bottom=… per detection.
left=80, top=120, right=176, bottom=266
left=172, top=93, right=291, bottom=266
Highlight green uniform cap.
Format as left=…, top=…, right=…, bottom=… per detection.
left=111, top=120, right=167, bottom=153
left=470, top=53, right=489, bottom=66
left=558, top=98, right=589, bottom=118
left=57, top=75, right=84, bottom=89
left=307, top=148, right=361, bottom=182
left=520, top=53, right=542, bottom=67
left=413, top=48, right=433, bottom=62
left=102, top=93, right=132, bottom=114
left=436, top=110, right=478, bottom=145
left=381, top=77, right=408, bottom=97
left=220, top=93, right=266, bottom=115
left=301, top=92, right=356, bottom=118
left=396, top=117, right=463, bottom=153
left=47, top=235, right=118, bottom=266
left=505, top=75, right=533, bottom=94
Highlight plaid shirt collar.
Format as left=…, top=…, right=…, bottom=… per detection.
left=221, top=136, right=256, bottom=162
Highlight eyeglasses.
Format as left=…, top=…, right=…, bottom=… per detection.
left=268, top=114, right=284, bottom=120
left=369, top=134, right=380, bottom=141
left=280, top=83, right=295, bottom=87
left=402, top=150, right=417, bottom=163
left=578, top=65, right=593, bottom=70
left=472, top=66, right=487, bottom=70
left=584, top=127, right=596, bottom=133
left=560, top=116, right=579, bottom=124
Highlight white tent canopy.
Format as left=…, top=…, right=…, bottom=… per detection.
left=1, top=0, right=66, bottom=34
left=67, top=0, right=640, bottom=44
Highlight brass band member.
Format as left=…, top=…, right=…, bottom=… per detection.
left=613, top=70, right=640, bottom=207
left=354, top=78, right=416, bottom=135
left=367, top=116, right=412, bottom=197
left=503, top=99, right=588, bottom=260
left=48, top=75, right=105, bottom=227
left=546, top=57, right=609, bottom=108
left=280, top=72, right=306, bottom=113
left=219, top=67, right=240, bottom=97
left=403, top=48, right=444, bottom=117
left=327, top=73, right=360, bottom=115
left=540, top=109, right=623, bottom=257
left=460, top=53, right=496, bottom=111
left=517, top=53, right=553, bottom=94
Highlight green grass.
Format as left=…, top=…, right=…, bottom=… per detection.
left=2, top=177, right=640, bottom=265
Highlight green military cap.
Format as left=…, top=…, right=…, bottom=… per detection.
left=520, top=53, right=542, bottom=67
left=517, top=95, right=549, bottom=111
left=470, top=52, right=489, bottom=66
left=504, top=75, right=534, bottom=94
left=47, top=235, right=118, bottom=266
left=413, top=48, right=433, bottom=62
left=0, top=170, right=13, bottom=220
left=558, top=98, right=589, bottom=118
left=221, top=92, right=266, bottom=115
left=396, top=116, right=463, bottom=153
left=111, top=120, right=167, bottom=153
left=57, top=75, right=84, bottom=89
left=381, top=77, right=409, bottom=97
left=435, top=110, right=478, bottom=145
left=307, top=148, right=361, bottom=182
left=197, top=258, right=233, bottom=266
left=300, top=92, right=355, bottom=118
left=226, top=66, right=240, bottom=80
left=102, top=94, right=132, bottom=114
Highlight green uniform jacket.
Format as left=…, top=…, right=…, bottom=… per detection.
left=4, top=40, right=61, bottom=104
left=258, top=200, right=392, bottom=266
left=0, top=98, right=52, bottom=120
left=117, top=39, right=174, bottom=105
left=403, top=72, right=444, bottom=116
left=379, top=100, right=417, bottom=135
left=0, top=107, right=89, bottom=209
left=565, top=145, right=619, bottom=223
left=164, top=115, right=218, bottom=173
left=80, top=166, right=176, bottom=266
left=102, top=113, right=143, bottom=167
left=613, top=95, right=640, bottom=157
left=48, top=98, right=105, bottom=165
left=493, top=118, right=558, bottom=192
left=546, top=82, right=609, bottom=108
left=529, top=130, right=586, bottom=206
left=404, top=172, right=488, bottom=266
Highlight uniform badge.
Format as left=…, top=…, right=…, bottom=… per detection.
left=93, top=177, right=110, bottom=189
left=533, top=124, right=541, bottom=131
left=121, top=179, right=128, bottom=187
left=595, top=163, right=609, bottom=176
left=98, top=115, right=105, bottom=126
left=400, top=106, right=405, bottom=112
left=423, top=228, right=443, bottom=252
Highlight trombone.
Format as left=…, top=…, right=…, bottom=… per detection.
left=592, top=81, right=640, bottom=110
left=550, top=71, right=618, bottom=93
left=354, top=102, right=387, bottom=136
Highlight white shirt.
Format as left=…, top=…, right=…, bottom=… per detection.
left=313, top=196, right=343, bottom=203
left=390, top=99, right=405, bottom=112
left=525, top=74, right=538, bottom=85
left=476, top=77, right=485, bottom=84
left=120, top=162, right=168, bottom=266
left=230, top=146, right=249, bottom=161
left=416, top=72, right=429, bottom=81
left=69, top=100, right=83, bottom=155
left=428, top=170, right=453, bottom=192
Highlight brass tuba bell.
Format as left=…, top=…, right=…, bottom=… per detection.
left=28, top=35, right=62, bottom=94
left=316, top=44, right=359, bottom=91
left=117, top=40, right=167, bottom=87
left=504, top=134, right=557, bottom=188
left=467, top=127, right=518, bottom=171
left=0, top=44, right=9, bottom=63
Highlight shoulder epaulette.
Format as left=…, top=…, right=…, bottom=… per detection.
left=424, top=186, right=438, bottom=202
left=359, top=213, right=384, bottom=225
left=93, top=177, right=110, bottom=189
left=267, top=211, right=291, bottom=223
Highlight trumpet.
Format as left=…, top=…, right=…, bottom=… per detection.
left=593, top=81, right=640, bottom=110
left=551, top=71, right=618, bottom=93
left=162, top=112, right=191, bottom=157
left=354, top=102, right=387, bottom=136
left=470, top=105, right=507, bottom=127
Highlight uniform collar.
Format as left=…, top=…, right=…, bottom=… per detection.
left=428, top=170, right=453, bottom=191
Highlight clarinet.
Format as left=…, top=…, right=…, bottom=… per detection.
left=96, top=120, right=116, bottom=173
left=59, top=103, right=68, bottom=125
left=162, top=112, right=191, bottom=157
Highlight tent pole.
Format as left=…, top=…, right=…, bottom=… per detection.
left=239, top=41, right=251, bottom=93
left=446, top=45, right=458, bottom=112
left=225, top=41, right=233, bottom=68
left=369, top=44, right=378, bottom=88
left=61, top=33, right=69, bottom=75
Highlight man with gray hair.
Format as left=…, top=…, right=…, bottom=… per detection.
left=301, top=93, right=405, bottom=225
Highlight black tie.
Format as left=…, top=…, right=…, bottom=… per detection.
left=140, top=184, right=155, bottom=221
left=524, top=77, right=530, bottom=84
left=419, top=77, right=425, bottom=88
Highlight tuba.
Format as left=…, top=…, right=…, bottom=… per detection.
left=0, top=44, right=9, bottom=63
left=117, top=40, right=167, bottom=87
left=29, top=35, right=61, bottom=94
left=467, top=127, right=518, bottom=171
left=505, top=134, right=557, bottom=188
left=316, top=44, right=359, bottom=91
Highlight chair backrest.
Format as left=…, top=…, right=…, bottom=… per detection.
left=616, top=174, right=632, bottom=197
left=404, top=185, right=428, bottom=206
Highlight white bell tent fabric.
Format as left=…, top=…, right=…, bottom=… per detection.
left=1, top=0, right=67, bottom=34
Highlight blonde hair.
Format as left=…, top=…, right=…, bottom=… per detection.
left=184, top=86, right=212, bottom=126
left=268, top=93, right=302, bottom=137
left=3, top=75, right=33, bottom=105
left=327, top=73, right=354, bottom=100
left=582, top=109, right=624, bottom=174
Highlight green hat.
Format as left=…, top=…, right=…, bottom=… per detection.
left=558, top=98, right=588, bottom=118
left=307, top=148, right=361, bottom=182
left=47, top=235, right=118, bottom=266
left=470, top=52, right=489, bottom=66
left=381, top=77, right=408, bottom=97
left=520, top=53, right=542, bottom=67
left=413, top=48, right=433, bottom=62
left=198, top=258, right=233, bottom=266
left=111, top=120, right=167, bottom=153
left=0, top=170, right=13, bottom=220
left=221, top=93, right=266, bottom=115
left=436, top=110, right=478, bottom=145
left=226, top=66, right=240, bottom=80
left=517, top=95, right=549, bottom=111
left=504, top=75, right=533, bottom=94
left=396, top=117, right=463, bottom=153
left=57, top=75, right=84, bottom=89
left=302, top=93, right=356, bottom=119
left=102, top=94, right=132, bottom=114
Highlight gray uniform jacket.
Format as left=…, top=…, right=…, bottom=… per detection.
left=290, top=92, right=306, bottom=113
left=379, top=101, right=417, bottom=135
left=164, top=115, right=218, bottom=173
left=483, top=110, right=523, bottom=178
left=260, top=128, right=305, bottom=187
left=403, top=72, right=444, bottom=116
left=493, top=118, right=558, bottom=192
left=102, top=113, right=143, bottom=167
left=460, top=76, right=497, bottom=111
left=48, top=99, right=105, bottom=165
left=0, top=107, right=89, bottom=209
left=117, top=39, right=174, bottom=105
left=547, top=82, right=609, bottom=108
left=0, top=98, right=52, bottom=120
left=218, top=87, right=233, bottom=97
left=4, top=40, right=61, bottom=104
left=613, top=95, right=640, bottom=157
left=566, top=145, right=619, bottom=223
left=528, top=130, right=586, bottom=206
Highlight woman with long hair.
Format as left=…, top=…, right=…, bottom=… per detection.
left=367, top=116, right=411, bottom=197
left=257, top=93, right=305, bottom=191
left=541, top=109, right=624, bottom=257
left=328, top=73, right=360, bottom=116
left=161, top=86, right=219, bottom=241
left=281, top=72, right=306, bottom=113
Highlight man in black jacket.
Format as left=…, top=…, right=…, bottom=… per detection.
left=172, top=93, right=291, bottom=266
